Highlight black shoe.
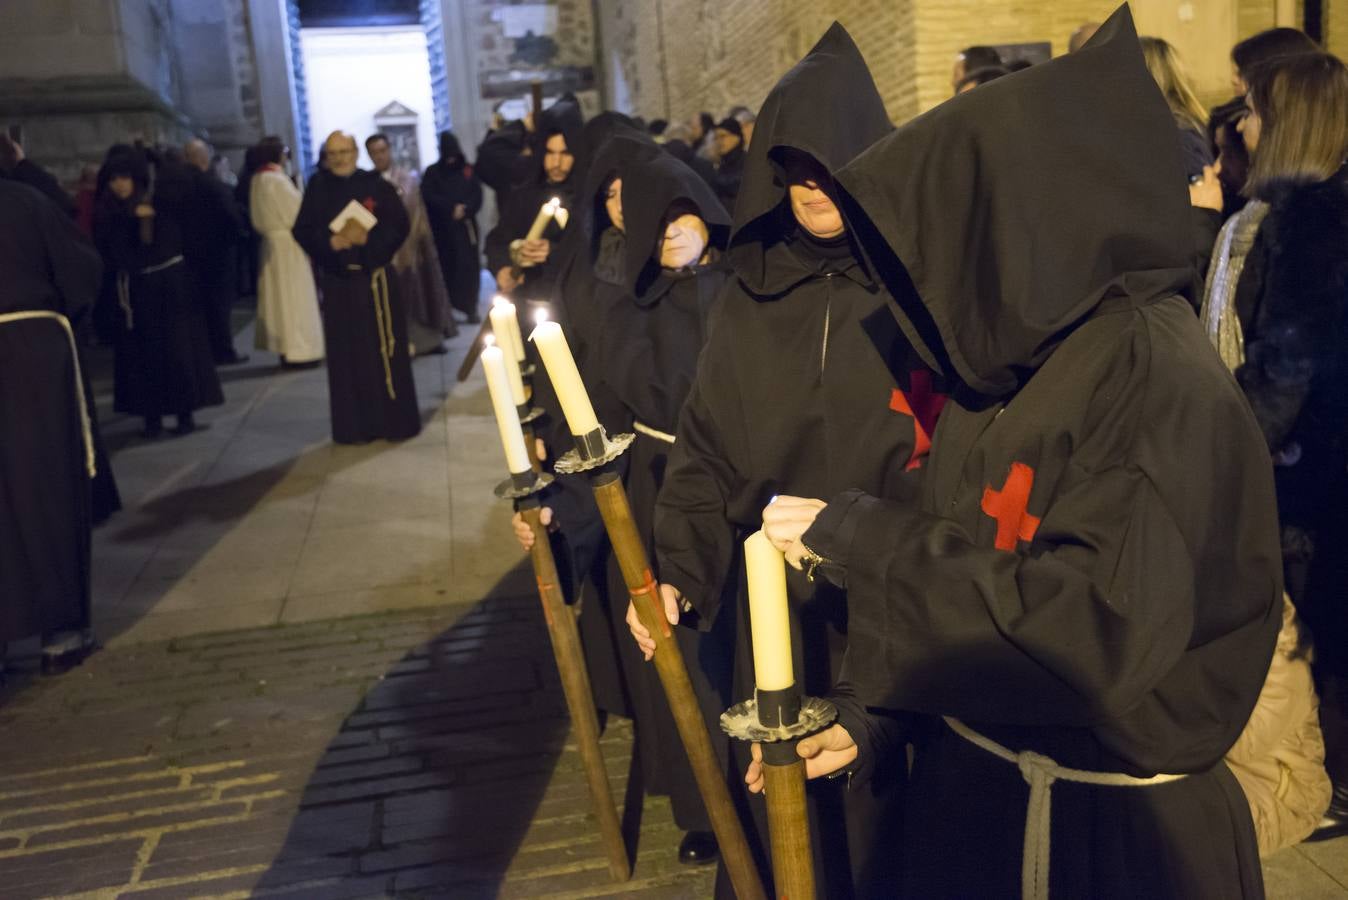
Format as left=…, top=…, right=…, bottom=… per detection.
left=1307, top=784, right=1348, bottom=842
left=678, top=830, right=718, bottom=866
left=40, top=632, right=98, bottom=676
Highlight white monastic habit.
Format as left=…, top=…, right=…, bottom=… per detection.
left=250, top=165, right=325, bottom=363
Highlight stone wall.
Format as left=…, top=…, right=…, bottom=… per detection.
left=594, top=0, right=1320, bottom=127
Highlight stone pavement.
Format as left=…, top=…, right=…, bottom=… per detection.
left=0, top=314, right=1345, bottom=897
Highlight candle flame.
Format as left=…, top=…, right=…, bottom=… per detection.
left=483, top=333, right=496, bottom=347
left=534, top=308, right=550, bottom=325
left=549, top=197, right=561, bottom=208
left=492, top=295, right=510, bottom=308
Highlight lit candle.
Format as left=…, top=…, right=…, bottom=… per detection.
left=525, top=197, right=559, bottom=241
left=553, top=205, right=570, bottom=229
left=489, top=300, right=527, bottom=404
left=480, top=337, right=531, bottom=475
left=744, top=529, right=793, bottom=691
left=530, top=311, right=599, bottom=436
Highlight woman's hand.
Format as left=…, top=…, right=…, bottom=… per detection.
left=520, top=238, right=550, bottom=264
left=134, top=203, right=156, bottom=219
left=330, top=234, right=352, bottom=251
left=511, top=507, right=554, bottom=551
left=762, top=495, right=827, bottom=569
left=626, top=583, right=682, bottom=661
left=745, top=723, right=858, bottom=793
left=1189, top=163, right=1223, bottom=213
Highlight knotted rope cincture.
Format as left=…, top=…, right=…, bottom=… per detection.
left=0, top=311, right=96, bottom=477
left=944, top=717, right=1187, bottom=900
left=370, top=266, right=397, bottom=400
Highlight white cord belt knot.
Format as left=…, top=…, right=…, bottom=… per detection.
left=370, top=267, right=397, bottom=400
left=944, top=716, right=1187, bottom=900
left=0, top=311, right=96, bottom=476
left=633, top=421, right=676, bottom=444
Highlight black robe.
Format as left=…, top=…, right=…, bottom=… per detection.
left=95, top=160, right=225, bottom=419
left=0, top=181, right=101, bottom=642
left=292, top=168, right=418, bottom=444
left=815, top=10, right=1280, bottom=898
left=422, top=143, right=484, bottom=320
left=653, top=23, right=926, bottom=898
left=182, top=167, right=247, bottom=363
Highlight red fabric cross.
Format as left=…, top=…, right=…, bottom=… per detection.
left=890, top=370, right=947, bottom=470
left=980, top=462, right=1041, bottom=551
left=361, top=196, right=377, bottom=212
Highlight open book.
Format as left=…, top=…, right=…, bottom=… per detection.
left=329, top=199, right=378, bottom=233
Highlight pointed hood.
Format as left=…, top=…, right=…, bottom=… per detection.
left=836, top=6, right=1193, bottom=396
left=620, top=153, right=731, bottom=298
left=575, top=125, right=663, bottom=261
left=536, top=92, right=585, bottom=161
left=728, top=22, right=893, bottom=294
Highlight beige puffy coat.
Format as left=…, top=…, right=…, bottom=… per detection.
left=1225, top=596, right=1332, bottom=856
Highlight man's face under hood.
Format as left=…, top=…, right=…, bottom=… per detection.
left=781, top=150, right=845, bottom=239
left=544, top=134, right=574, bottom=183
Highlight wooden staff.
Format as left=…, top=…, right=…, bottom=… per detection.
left=518, top=491, right=629, bottom=881
left=588, top=467, right=767, bottom=900
left=760, top=735, right=815, bottom=899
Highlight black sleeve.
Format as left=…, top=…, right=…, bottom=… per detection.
left=464, top=174, right=484, bottom=216
left=653, top=304, right=741, bottom=626
left=475, top=123, right=531, bottom=195
left=291, top=182, right=339, bottom=269
left=420, top=166, right=454, bottom=222
left=829, top=681, right=911, bottom=789
left=484, top=191, right=526, bottom=275
left=39, top=192, right=101, bottom=322
left=804, top=467, right=1202, bottom=728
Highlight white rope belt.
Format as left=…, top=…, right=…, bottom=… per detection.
left=0, top=311, right=96, bottom=476
left=370, top=267, right=397, bottom=400
left=115, top=255, right=187, bottom=331
left=633, top=421, right=676, bottom=444
left=944, top=717, right=1187, bottom=900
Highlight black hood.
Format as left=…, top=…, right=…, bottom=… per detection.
left=621, top=152, right=731, bottom=299
left=571, top=111, right=639, bottom=186
left=727, top=21, right=893, bottom=295
left=437, top=130, right=466, bottom=168
left=836, top=6, right=1193, bottom=397
left=535, top=92, right=585, bottom=166
left=577, top=126, right=663, bottom=259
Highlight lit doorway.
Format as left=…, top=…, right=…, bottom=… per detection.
left=291, top=0, right=449, bottom=176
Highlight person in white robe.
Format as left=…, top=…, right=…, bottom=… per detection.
left=249, top=140, right=324, bottom=365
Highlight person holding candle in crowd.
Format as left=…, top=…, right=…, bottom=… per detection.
left=742, top=11, right=1281, bottom=898
left=291, top=131, right=418, bottom=444
left=483, top=99, right=583, bottom=305
left=513, top=129, right=738, bottom=866
left=631, top=23, right=934, bottom=897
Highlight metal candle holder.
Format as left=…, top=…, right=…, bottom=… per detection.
left=721, top=686, right=837, bottom=900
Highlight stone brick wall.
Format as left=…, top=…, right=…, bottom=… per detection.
left=595, top=0, right=1319, bottom=127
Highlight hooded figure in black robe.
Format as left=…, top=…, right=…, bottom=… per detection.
left=651, top=23, right=930, bottom=898
left=780, top=10, right=1280, bottom=898
left=0, top=179, right=101, bottom=660
left=483, top=98, right=583, bottom=305
left=422, top=131, right=484, bottom=322
left=292, top=133, right=416, bottom=444
left=597, top=152, right=737, bottom=858
left=94, top=148, right=224, bottom=435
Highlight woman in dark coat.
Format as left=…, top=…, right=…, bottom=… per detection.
left=761, top=12, right=1280, bottom=898
left=639, top=23, right=931, bottom=898
left=422, top=131, right=484, bottom=323
left=1202, top=51, right=1348, bottom=841
left=94, top=147, right=223, bottom=437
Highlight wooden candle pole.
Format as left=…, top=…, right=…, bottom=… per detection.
left=760, top=741, right=815, bottom=899
left=518, top=492, right=629, bottom=881
left=589, top=469, right=766, bottom=900
left=480, top=343, right=627, bottom=881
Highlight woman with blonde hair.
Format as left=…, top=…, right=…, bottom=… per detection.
left=1140, top=35, right=1214, bottom=178
left=1200, top=50, right=1348, bottom=847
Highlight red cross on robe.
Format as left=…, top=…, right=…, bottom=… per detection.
left=980, top=462, right=1042, bottom=551
left=890, top=370, right=947, bottom=470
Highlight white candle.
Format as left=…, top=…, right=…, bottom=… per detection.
left=530, top=315, right=599, bottom=436
left=480, top=340, right=531, bottom=475
left=489, top=301, right=527, bottom=403
left=744, top=529, right=794, bottom=692
left=524, top=197, right=559, bottom=241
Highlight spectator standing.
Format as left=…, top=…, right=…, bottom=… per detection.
left=422, top=131, right=484, bottom=324
left=184, top=138, right=250, bottom=365
left=250, top=138, right=324, bottom=368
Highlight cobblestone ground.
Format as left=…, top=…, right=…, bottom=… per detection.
left=0, top=598, right=715, bottom=899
